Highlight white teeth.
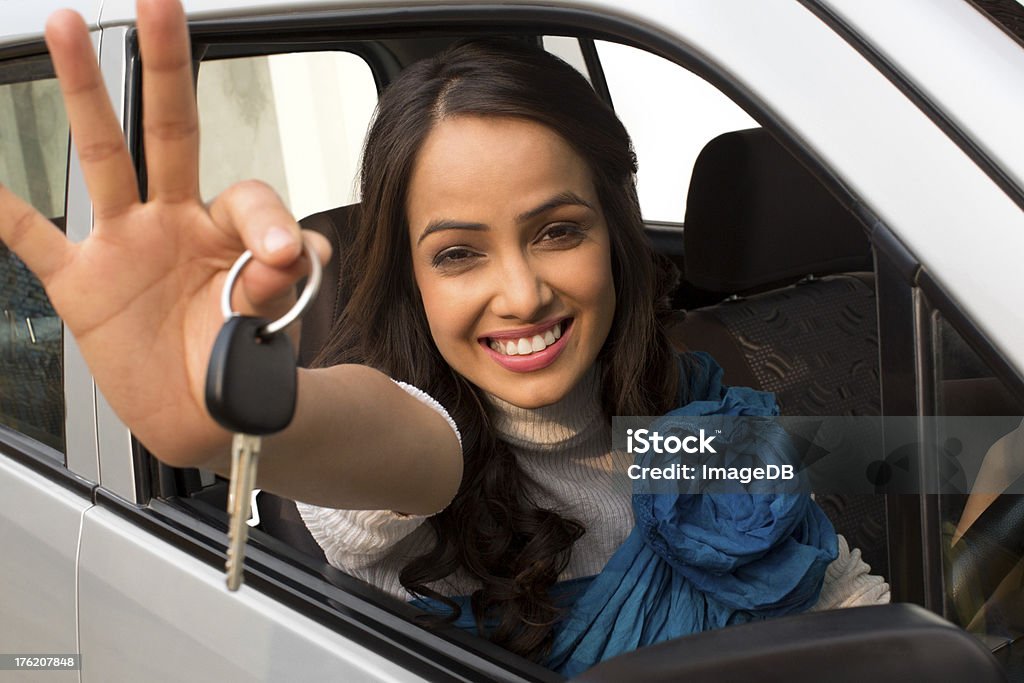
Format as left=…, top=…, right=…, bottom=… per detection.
left=489, top=320, right=568, bottom=356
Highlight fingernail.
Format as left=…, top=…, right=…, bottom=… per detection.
left=262, top=227, right=296, bottom=256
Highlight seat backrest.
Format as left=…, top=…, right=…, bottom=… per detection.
left=671, top=128, right=878, bottom=415
left=296, top=203, right=362, bottom=368
left=256, top=203, right=360, bottom=560
left=670, top=128, right=887, bottom=574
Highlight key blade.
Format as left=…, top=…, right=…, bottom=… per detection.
left=226, top=433, right=261, bottom=591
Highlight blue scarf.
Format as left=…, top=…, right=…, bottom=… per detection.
left=412, top=352, right=838, bottom=677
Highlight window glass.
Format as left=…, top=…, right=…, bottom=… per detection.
left=934, top=311, right=1024, bottom=644
left=596, top=40, right=757, bottom=223
left=197, top=51, right=378, bottom=221
left=542, top=36, right=592, bottom=84
left=0, top=57, right=68, bottom=453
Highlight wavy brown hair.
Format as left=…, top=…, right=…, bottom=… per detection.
left=314, top=39, right=685, bottom=662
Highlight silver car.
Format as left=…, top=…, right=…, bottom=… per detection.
left=1, top=0, right=1023, bottom=680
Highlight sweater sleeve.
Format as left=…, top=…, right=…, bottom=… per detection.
left=296, top=379, right=461, bottom=572
left=812, top=534, right=891, bottom=610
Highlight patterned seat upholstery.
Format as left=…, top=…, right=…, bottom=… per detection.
left=669, top=128, right=887, bottom=575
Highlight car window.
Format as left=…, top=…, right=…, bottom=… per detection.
left=169, top=29, right=888, bottom=681
left=932, top=309, right=1024, bottom=645
left=0, top=54, right=68, bottom=455
left=541, top=36, right=592, bottom=84
left=595, top=40, right=757, bottom=224
left=197, top=50, right=377, bottom=220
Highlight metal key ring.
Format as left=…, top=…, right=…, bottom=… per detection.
left=220, top=236, right=323, bottom=336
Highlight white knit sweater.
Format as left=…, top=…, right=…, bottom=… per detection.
left=297, top=369, right=890, bottom=608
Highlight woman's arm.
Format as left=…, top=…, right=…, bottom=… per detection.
left=157, top=364, right=463, bottom=515
left=243, top=365, right=462, bottom=514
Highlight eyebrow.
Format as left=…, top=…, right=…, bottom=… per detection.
left=416, top=191, right=596, bottom=245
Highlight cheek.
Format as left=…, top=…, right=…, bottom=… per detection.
left=411, top=265, right=448, bottom=351
left=574, top=248, right=616, bottom=322
left=416, top=276, right=481, bottom=357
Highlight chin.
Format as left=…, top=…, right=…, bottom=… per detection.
left=485, top=373, right=578, bottom=409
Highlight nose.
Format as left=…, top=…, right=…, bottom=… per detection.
left=491, top=253, right=555, bottom=322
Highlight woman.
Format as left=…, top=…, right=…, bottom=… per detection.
left=0, top=0, right=887, bottom=674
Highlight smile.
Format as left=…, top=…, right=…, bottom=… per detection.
left=480, top=318, right=573, bottom=373
left=486, top=319, right=566, bottom=356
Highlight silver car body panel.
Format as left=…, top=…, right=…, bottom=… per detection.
left=0, top=456, right=90, bottom=683
left=77, top=506, right=426, bottom=682
left=2, top=0, right=101, bottom=42
left=62, top=32, right=103, bottom=484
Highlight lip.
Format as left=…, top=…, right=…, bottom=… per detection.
left=479, top=318, right=573, bottom=373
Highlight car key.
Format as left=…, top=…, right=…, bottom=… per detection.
left=207, top=315, right=295, bottom=590
left=205, top=243, right=322, bottom=591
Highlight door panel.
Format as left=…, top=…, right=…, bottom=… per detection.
left=0, top=455, right=89, bottom=683
left=77, top=506, right=425, bottom=682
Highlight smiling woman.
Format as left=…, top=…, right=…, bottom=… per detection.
left=299, top=38, right=888, bottom=671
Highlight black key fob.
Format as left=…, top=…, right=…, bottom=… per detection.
left=205, top=315, right=297, bottom=435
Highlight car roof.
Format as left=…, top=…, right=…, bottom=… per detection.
left=3, top=0, right=102, bottom=42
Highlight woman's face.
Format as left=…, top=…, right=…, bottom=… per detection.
left=407, top=115, right=616, bottom=408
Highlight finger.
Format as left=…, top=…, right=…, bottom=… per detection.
left=136, top=0, right=199, bottom=202
left=238, top=231, right=332, bottom=311
left=45, top=10, right=140, bottom=219
left=0, top=185, right=73, bottom=283
left=208, top=180, right=303, bottom=266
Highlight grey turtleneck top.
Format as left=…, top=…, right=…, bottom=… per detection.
left=297, top=372, right=889, bottom=608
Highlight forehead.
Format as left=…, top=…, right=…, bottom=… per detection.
left=406, top=115, right=597, bottom=227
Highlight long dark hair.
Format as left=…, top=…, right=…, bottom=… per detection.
left=315, top=39, right=683, bottom=662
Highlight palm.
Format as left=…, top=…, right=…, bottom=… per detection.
left=0, top=1, right=320, bottom=459
left=52, top=207, right=233, bottom=447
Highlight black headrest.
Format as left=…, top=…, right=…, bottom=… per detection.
left=683, top=128, right=872, bottom=294
left=297, top=203, right=361, bottom=367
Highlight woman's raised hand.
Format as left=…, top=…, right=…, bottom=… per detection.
left=0, top=0, right=330, bottom=463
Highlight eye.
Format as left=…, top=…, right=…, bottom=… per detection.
left=537, top=222, right=586, bottom=246
left=432, top=246, right=482, bottom=270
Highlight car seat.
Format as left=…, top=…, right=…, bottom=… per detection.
left=251, top=203, right=362, bottom=561
left=667, top=128, right=888, bottom=575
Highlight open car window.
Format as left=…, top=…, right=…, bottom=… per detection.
left=932, top=303, right=1024, bottom=654
left=174, top=27, right=903, bottom=680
